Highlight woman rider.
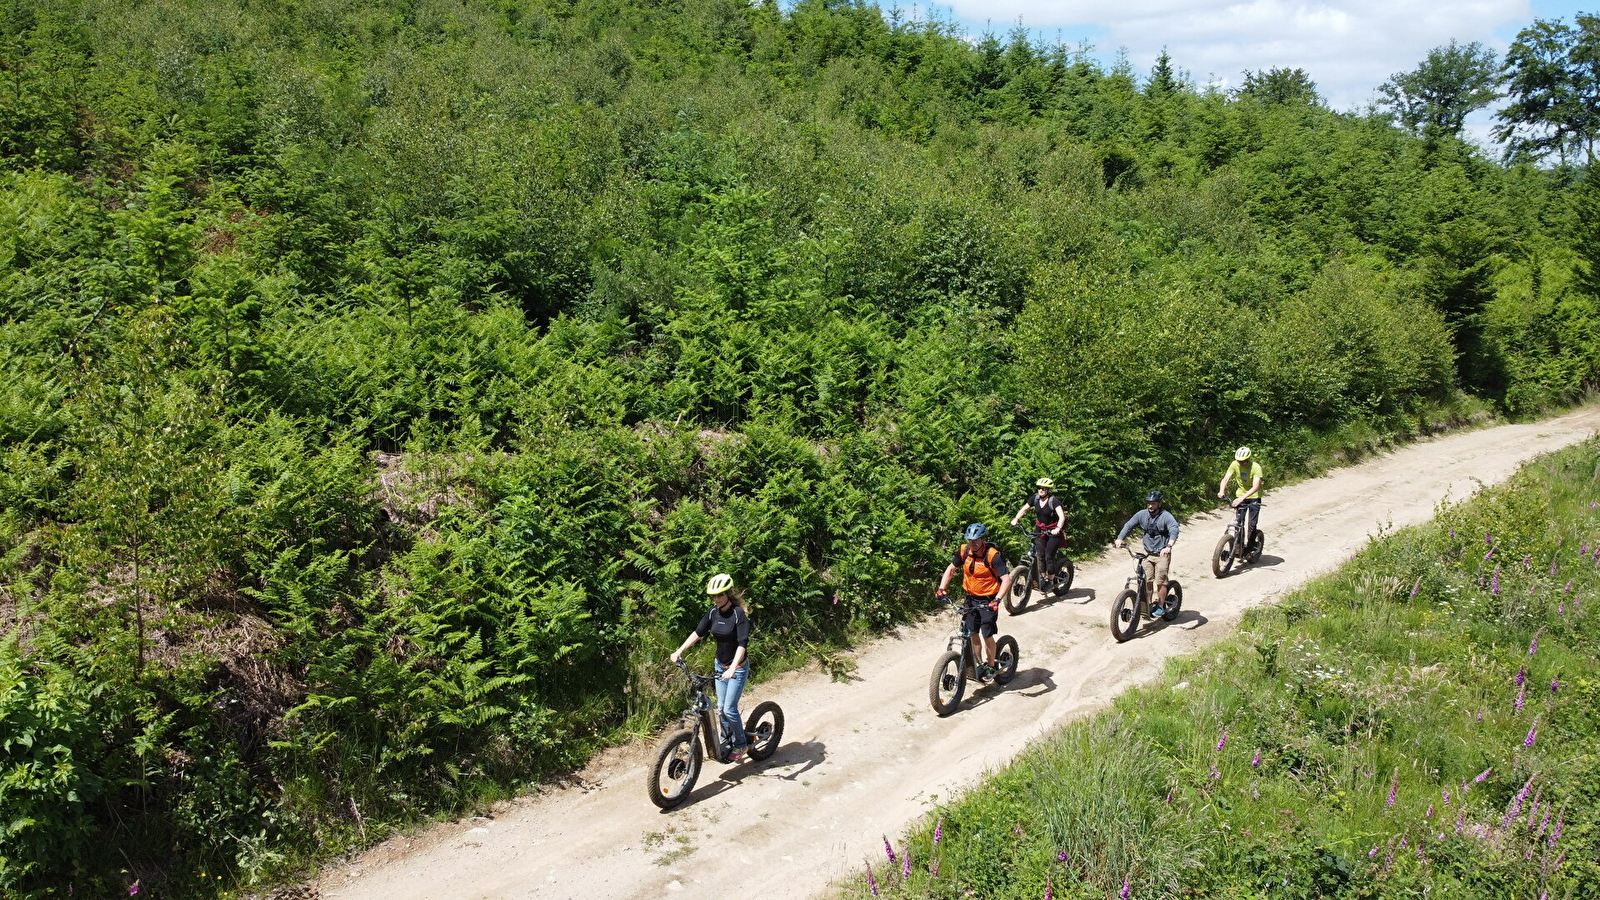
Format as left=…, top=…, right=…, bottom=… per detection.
left=1010, top=477, right=1065, bottom=592
left=669, top=574, right=754, bottom=758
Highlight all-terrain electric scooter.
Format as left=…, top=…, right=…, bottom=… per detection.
left=1109, top=547, right=1184, bottom=642
left=648, top=661, right=784, bottom=809
left=1212, top=500, right=1265, bottom=578
left=1005, top=524, right=1076, bottom=613
left=929, top=592, right=1020, bottom=715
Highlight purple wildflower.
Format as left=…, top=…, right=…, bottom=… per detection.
left=1426, top=804, right=1434, bottom=819
left=128, top=883, right=139, bottom=898
left=1455, top=809, right=1465, bottom=833
left=1451, top=528, right=1456, bottom=539
left=1525, top=723, right=1538, bottom=747
left=1485, top=548, right=1495, bottom=562
left=1410, top=576, right=1421, bottom=597
left=1529, top=629, right=1541, bottom=655
left=1044, top=873, right=1053, bottom=900
left=1217, top=730, right=1228, bottom=752
left=1442, top=788, right=1450, bottom=805
left=865, top=863, right=878, bottom=897
left=1517, top=667, right=1526, bottom=687
left=1549, top=806, right=1566, bottom=846
left=1368, top=846, right=1378, bottom=859
left=1531, top=585, right=1538, bottom=595
left=1559, top=600, right=1565, bottom=615
left=1014, top=823, right=1023, bottom=837
left=884, top=836, right=897, bottom=868
left=1516, top=685, right=1526, bottom=712
left=1058, top=850, right=1068, bottom=862
left=1164, top=790, right=1172, bottom=804
left=1566, top=580, right=1573, bottom=593
left=1524, top=554, right=1532, bottom=570
left=1399, top=835, right=1408, bottom=849
left=1551, top=559, right=1560, bottom=576
left=1504, top=775, right=1536, bottom=826
left=1251, top=749, right=1261, bottom=768
left=1119, top=875, right=1131, bottom=900
left=1583, top=542, right=1589, bottom=556
left=1475, top=767, right=1492, bottom=783
left=902, top=846, right=912, bottom=880
left=1538, top=805, right=1552, bottom=839
left=1387, top=768, right=1399, bottom=808
left=1476, top=710, right=1483, bottom=722
left=1552, top=676, right=1560, bottom=695
left=933, top=818, right=942, bottom=845
left=1209, top=765, right=1221, bottom=780
left=1487, top=533, right=1494, bottom=546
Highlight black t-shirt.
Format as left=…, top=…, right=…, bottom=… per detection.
left=695, top=603, right=751, bottom=666
left=1029, top=494, right=1064, bottom=528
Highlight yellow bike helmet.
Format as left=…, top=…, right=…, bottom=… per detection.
left=1235, top=447, right=1251, bottom=461
left=1035, top=477, right=1054, bottom=489
left=705, top=573, right=734, bottom=595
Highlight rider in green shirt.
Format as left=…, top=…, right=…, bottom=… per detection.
left=1216, top=447, right=1264, bottom=547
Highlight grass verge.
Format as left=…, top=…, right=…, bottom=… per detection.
left=847, top=438, right=1600, bottom=899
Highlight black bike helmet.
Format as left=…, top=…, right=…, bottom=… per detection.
left=1145, top=490, right=1164, bottom=504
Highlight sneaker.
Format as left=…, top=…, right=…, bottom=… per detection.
left=978, top=665, right=995, bottom=684
left=728, top=746, right=745, bottom=761
left=1149, top=605, right=1166, bottom=619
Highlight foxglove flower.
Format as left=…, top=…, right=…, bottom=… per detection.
left=1525, top=723, right=1538, bottom=747
left=1426, top=804, right=1434, bottom=819
left=1474, top=767, right=1492, bottom=783
left=1387, top=769, right=1399, bottom=808
left=1044, top=874, right=1053, bottom=900
left=1216, top=730, right=1228, bottom=752
left=1552, top=676, right=1559, bottom=695
left=1119, top=875, right=1131, bottom=900
left=933, top=818, right=942, bottom=846
left=1529, top=629, right=1541, bottom=655
left=1251, top=749, right=1261, bottom=768
left=1516, top=685, right=1526, bottom=712
left=1410, top=576, right=1421, bottom=597
left=865, top=863, right=878, bottom=897
left=1491, top=567, right=1500, bottom=593
left=1442, top=788, right=1450, bottom=806
left=1516, top=667, right=1526, bottom=687
left=884, top=836, right=896, bottom=867
left=902, top=846, right=911, bottom=880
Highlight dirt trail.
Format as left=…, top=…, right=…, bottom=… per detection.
left=316, top=407, right=1600, bottom=900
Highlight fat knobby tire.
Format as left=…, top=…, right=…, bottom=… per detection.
left=929, top=650, right=965, bottom=716
left=995, top=635, right=1019, bottom=684
left=1110, top=588, right=1139, bottom=643
left=648, top=730, right=701, bottom=809
left=1212, top=533, right=1235, bottom=578
left=1163, top=581, right=1183, bottom=621
left=744, top=701, right=784, bottom=761
left=1006, top=565, right=1032, bottom=613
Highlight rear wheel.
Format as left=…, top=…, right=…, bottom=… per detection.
left=1247, top=530, right=1266, bottom=564
left=1110, top=589, right=1140, bottom=643
left=1005, top=565, right=1033, bottom=613
left=744, top=702, right=784, bottom=761
left=1163, top=581, right=1183, bottom=621
left=929, top=651, right=966, bottom=716
left=1054, top=557, right=1075, bottom=595
left=1212, top=532, right=1236, bottom=578
left=648, top=730, right=702, bottom=809
left=994, top=635, right=1019, bottom=684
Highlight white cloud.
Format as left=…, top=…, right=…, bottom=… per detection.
left=939, top=0, right=1532, bottom=110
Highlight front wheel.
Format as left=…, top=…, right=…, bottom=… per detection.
left=744, top=701, right=784, bottom=761
left=1110, top=589, right=1140, bottom=643
left=929, top=650, right=966, bottom=716
left=994, top=635, right=1019, bottom=684
left=1163, top=581, right=1183, bottom=621
left=1006, top=565, right=1033, bottom=613
left=648, top=730, right=702, bottom=809
left=1212, top=532, right=1236, bottom=578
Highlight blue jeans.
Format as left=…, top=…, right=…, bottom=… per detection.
left=713, top=661, right=749, bottom=747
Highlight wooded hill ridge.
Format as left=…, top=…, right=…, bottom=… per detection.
left=1, top=0, right=1598, bottom=894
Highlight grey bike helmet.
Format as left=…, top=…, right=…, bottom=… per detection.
left=1145, top=490, right=1164, bottom=504
left=964, top=522, right=988, bottom=540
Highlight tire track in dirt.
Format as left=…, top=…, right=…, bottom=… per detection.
left=315, top=406, right=1600, bottom=900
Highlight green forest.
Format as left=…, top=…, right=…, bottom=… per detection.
left=0, top=0, right=1597, bottom=894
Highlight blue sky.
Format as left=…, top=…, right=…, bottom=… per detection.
left=916, top=1, right=1591, bottom=126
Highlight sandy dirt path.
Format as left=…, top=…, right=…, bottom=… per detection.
left=315, top=406, right=1600, bottom=900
